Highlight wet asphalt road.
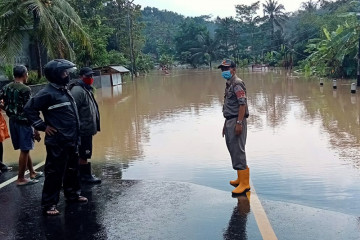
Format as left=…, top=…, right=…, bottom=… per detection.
left=0, top=168, right=359, bottom=240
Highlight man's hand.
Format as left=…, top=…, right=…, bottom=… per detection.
left=222, top=121, right=226, bottom=138
left=45, top=126, right=57, bottom=136
left=34, top=130, right=41, bottom=142
left=235, top=124, right=242, bottom=136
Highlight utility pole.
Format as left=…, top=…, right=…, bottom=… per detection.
left=127, top=0, right=135, bottom=80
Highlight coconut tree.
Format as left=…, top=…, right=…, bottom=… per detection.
left=215, top=17, right=236, bottom=57
left=235, top=1, right=261, bottom=56
left=301, top=0, right=318, bottom=12
left=190, top=31, right=220, bottom=68
left=262, top=0, right=287, bottom=47
left=0, top=0, right=92, bottom=78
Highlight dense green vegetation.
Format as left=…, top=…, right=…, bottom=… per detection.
left=0, top=0, right=359, bottom=79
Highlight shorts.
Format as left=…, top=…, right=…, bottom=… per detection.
left=79, top=135, right=93, bottom=159
left=9, top=120, right=34, bottom=151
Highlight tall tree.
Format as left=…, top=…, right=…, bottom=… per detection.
left=301, top=0, right=318, bottom=12
left=175, top=19, right=207, bottom=66
left=68, top=0, right=115, bottom=67
left=104, top=0, right=144, bottom=75
left=215, top=17, right=240, bottom=58
left=0, top=0, right=91, bottom=78
left=190, top=31, right=220, bottom=68
left=262, top=0, right=287, bottom=48
left=235, top=1, right=261, bottom=56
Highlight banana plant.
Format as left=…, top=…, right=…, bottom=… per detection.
left=303, top=20, right=358, bottom=77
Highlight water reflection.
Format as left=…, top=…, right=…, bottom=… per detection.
left=93, top=70, right=224, bottom=166
left=242, top=73, right=360, bottom=168
left=223, top=192, right=251, bottom=240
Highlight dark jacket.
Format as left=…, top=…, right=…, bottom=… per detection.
left=24, top=83, right=80, bottom=146
left=70, top=81, right=100, bottom=136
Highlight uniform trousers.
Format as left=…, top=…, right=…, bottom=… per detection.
left=224, top=118, right=247, bottom=170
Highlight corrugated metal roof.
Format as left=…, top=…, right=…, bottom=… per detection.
left=109, top=66, right=130, bottom=73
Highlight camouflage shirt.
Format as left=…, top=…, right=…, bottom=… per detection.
left=0, top=82, right=31, bottom=123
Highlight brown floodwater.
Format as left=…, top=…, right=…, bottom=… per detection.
left=2, top=69, right=360, bottom=215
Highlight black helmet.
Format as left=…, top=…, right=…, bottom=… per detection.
left=44, top=59, right=76, bottom=85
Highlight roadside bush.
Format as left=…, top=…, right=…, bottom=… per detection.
left=0, top=64, right=14, bottom=81
left=27, top=71, right=47, bottom=85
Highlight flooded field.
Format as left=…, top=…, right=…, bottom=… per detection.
left=2, top=69, right=360, bottom=216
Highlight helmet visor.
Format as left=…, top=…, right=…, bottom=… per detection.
left=65, top=67, right=77, bottom=74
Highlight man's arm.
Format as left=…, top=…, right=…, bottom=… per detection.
left=0, top=86, right=7, bottom=110
left=24, top=92, right=50, bottom=132
left=234, top=84, right=247, bottom=136
left=70, top=86, right=85, bottom=109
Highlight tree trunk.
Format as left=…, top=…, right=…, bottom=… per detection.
left=127, top=2, right=135, bottom=80
left=34, top=41, right=42, bottom=79
left=357, top=32, right=360, bottom=86
left=33, top=10, right=42, bottom=79
left=270, top=15, right=275, bottom=51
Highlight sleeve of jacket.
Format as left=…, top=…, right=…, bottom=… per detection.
left=0, top=84, right=7, bottom=101
left=24, top=91, right=51, bottom=131
left=20, top=87, right=32, bottom=107
left=70, top=86, right=85, bottom=109
left=0, top=87, right=4, bottom=100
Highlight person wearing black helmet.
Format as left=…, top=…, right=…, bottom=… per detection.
left=24, top=59, right=88, bottom=216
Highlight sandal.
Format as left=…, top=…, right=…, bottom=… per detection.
left=43, top=205, right=60, bottom=216
left=17, top=179, right=39, bottom=186
left=30, top=171, right=44, bottom=180
left=66, top=196, right=88, bottom=203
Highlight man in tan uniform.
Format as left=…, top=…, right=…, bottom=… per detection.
left=219, top=59, right=250, bottom=195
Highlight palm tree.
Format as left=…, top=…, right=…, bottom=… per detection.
left=262, top=0, right=287, bottom=47
left=235, top=1, right=261, bottom=55
left=190, top=32, right=220, bottom=68
left=0, top=0, right=92, bottom=78
left=215, top=17, right=236, bottom=57
left=301, top=0, right=318, bottom=12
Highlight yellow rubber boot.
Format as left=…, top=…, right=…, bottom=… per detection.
left=229, top=175, right=240, bottom=187
left=232, top=168, right=251, bottom=194
left=229, top=165, right=248, bottom=187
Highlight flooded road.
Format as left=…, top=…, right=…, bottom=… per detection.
left=2, top=69, right=360, bottom=216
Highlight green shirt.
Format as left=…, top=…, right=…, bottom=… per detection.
left=0, top=82, right=31, bottom=122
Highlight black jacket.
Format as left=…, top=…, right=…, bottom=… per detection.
left=70, top=81, right=100, bottom=136
left=24, top=83, right=80, bottom=146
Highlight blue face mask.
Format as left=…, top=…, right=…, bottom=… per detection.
left=222, top=70, right=232, bottom=80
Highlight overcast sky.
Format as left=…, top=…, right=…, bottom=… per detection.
left=133, top=0, right=311, bottom=18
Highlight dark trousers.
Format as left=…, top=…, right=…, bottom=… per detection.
left=41, top=145, right=81, bottom=209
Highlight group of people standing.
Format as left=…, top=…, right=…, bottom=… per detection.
left=0, top=59, right=101, bottom=216
left=0, top=57, right=249, bottom=216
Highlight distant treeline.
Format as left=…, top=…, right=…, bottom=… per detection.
left=0, top=0, right=358, bottom=78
